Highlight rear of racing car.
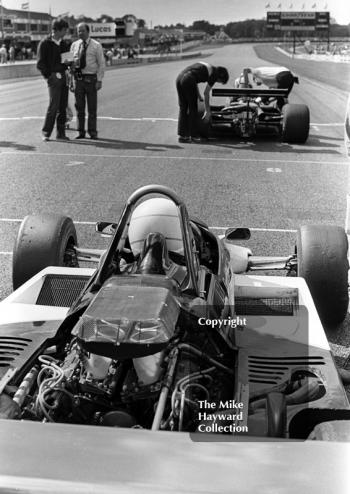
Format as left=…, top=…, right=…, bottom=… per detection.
left=0, top=185, right=349, bottom=442
left=0, top=263, right=349, bottom=440
left=1, top=233, right=350, bottom=494
left=203, top=87, right=310, bottom=143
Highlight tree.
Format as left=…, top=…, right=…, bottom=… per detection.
left=97, top=15, right=114, bottom=23
left=330, top=23, right=350, bottom=37
left=76, top=15, right=94, bottom=23
left=190, top=20, right=217, bottom=35
left=225, top=19, right=265, bottom=38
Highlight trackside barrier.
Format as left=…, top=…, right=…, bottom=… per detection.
left=0, top=62, right=38, bottom=79
left=0, top=51, right=204, bottom=80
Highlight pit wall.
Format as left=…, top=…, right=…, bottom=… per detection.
left=0, top=51, right=203, bottom=80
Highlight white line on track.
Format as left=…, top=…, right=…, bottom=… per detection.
left=247, top=227, right=297, bottom=233
left=0, top=218, right=296, bottom=232
left=0, top=116, right=344, bottom=126
left=100, top=117, right=178, bottom=122
left=310, top=123, right=344, bottom=127
left=0, top=218, right=22, bottom=223
left=0, top=116, right=178, bottom=122
left=0, top=223, right=296, bottom=258
left=0, top=151, right=348, bottom=166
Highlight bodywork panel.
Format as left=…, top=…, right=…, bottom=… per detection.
left=0, top=419, right=349, bottom=494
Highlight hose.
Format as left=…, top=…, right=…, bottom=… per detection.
left=35, top=355, right=65, bottom=422
left=176, top=343, right=233, bottom=375
left=151, top=348, right=179, bottom=431
left=13, top=366, right=39, bottom=407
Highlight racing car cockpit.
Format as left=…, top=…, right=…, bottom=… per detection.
left=93, top=186, right=204, bottom=296
left=127, top=196, right=218, bottom=275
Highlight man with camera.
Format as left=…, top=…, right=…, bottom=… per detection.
left=70, top=23, right=105, bottom=140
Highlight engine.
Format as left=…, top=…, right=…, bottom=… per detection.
left=2, top=277, right=235, bottom=432
left=218, top=100, right=260, bottom=138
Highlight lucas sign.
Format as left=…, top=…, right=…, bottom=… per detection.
left=88, top=23, right=116, bottom=37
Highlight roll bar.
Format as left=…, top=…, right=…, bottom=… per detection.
left=94, top=185, right=199, bottom=294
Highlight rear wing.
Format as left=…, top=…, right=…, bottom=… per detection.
left=212, top=88, right=289, bottom=98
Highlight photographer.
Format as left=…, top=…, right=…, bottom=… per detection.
left=70, top=23, right=105, bottom=140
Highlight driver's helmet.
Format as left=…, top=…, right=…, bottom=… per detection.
left=128, top=198, right=184, bottom=256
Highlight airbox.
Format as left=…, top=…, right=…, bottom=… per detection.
left=76, top=276, right=180, bottom=359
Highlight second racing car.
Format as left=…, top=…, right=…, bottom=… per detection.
left=199, top=68, right=310, bottom=143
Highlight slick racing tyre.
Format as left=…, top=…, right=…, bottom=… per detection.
left=12, top=215, right=78, bottom=289
left=297, top=224, right=349, bottom=326
left=197, top=100, right=210, bottom=138
left=282, top=104, right=310, bottom=144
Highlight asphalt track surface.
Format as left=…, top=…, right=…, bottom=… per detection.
left=0, top=43, right=350, bottom=362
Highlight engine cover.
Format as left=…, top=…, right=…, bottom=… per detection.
left=76, top=276, right=180, bottom=359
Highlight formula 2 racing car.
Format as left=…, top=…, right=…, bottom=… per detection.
left=1, top=185, right=349, bottom=442
left=199, top=69, right=310, bottom=143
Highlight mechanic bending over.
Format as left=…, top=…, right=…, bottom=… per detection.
left=176, top=62, right=229, bottom=143
left=236, top=66, right=299, bottom=109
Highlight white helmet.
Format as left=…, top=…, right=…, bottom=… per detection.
left=128, top=198, right=184, bottom=256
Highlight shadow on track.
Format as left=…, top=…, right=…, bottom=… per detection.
left=61, top=137, right=181, bottom=151
left=309, top=134, right=345, bottom=142
left=199, top=134, right=344, bottom=156
left=0, top=141, right=36, bottom=152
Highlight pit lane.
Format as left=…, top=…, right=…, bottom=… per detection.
left=0, top=43, right=349, bottom=360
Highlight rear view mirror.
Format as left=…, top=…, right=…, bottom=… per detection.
left=225, top=227, right=251, bottom=241
left=95, top=222, right=117, bottom=237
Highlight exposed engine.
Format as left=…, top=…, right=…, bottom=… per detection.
left=212, top=99, right=283, bottom=138
left=225, top=101, right=259, bottom=138
left=2, top=275, right=235, bottom=432
left=15, top=342, right=233, bottom=431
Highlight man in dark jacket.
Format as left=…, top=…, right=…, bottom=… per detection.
left=37, top=19, right=69, bottom=141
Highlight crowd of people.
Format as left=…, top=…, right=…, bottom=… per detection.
left=0, top=40, right=142, bottom=66
left=0, top=44, right=34, bottom=63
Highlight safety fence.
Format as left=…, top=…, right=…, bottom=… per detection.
left=0, top=51, right=204, bottom=80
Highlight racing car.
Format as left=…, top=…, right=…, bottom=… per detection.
left=1, top=184, right=349, bottom=441
left=199, top=68, right=310, bottom=143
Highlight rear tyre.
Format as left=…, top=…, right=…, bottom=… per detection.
left=12, top=215, right=78, bottom=290
left=282, top=104, right=310, bottom=143
left=297, top=224, right=349, bottom=326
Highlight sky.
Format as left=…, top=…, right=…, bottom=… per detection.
left=2, top=0, right=349, bottom=26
